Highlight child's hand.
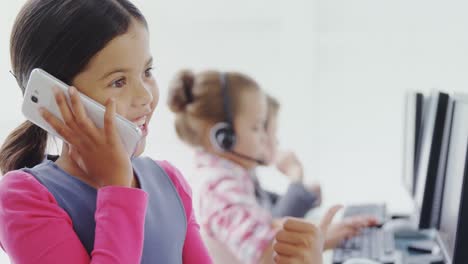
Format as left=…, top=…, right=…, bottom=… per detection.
left=273, top=205, right=342, bottom=264
left=324, top=216, right=378, bottom=250
left=275, top=150, right=304, bottom=182
left=272, top=218, right=287, bottom=229
left=41, top=86, right=133, bottom=187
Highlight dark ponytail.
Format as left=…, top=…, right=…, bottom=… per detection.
left=0, top=122, right=47, bottom=174
left=0, top=0, right=147, bottom=174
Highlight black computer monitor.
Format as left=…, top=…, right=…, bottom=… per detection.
left=438, top=97, right=468, bottom=264
left=413, top=91, right=450, bottom=229
left=402, top=91, right=424, bottom=196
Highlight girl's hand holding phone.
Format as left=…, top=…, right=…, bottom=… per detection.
left=41, top=86, right=133, bottom=187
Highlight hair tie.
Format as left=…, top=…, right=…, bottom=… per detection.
left=183, top=77, right=194, bottom=103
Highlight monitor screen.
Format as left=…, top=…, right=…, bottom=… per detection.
left=438, top=98, right=468, bottom=262
left=402, top=92, right=424, bottom=196
left=414, top=91, right=450, bottom=228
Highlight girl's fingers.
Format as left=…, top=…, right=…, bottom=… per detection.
left=54, top=87, right=75, bottom=129
left=68, top=86, right=100, bottom=140
left=283, top=218, right=318, bottom=234
left=53, top=86, right=99, bottom=144
left=320, top=205, right=343, bottom=232
left=274, top=254, right=300, bottom=264
left=273, top=241, right=304, bottom=257
left=346, top=216, right=377, bottom=229
left=40, top=107, right=75, bottom=145
left=275, top=229, right=312, bottom=247
left=339, top=226, right=359, bottom=239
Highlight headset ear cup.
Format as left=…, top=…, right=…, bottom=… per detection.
left=220, top=127, right=236, bottom=150
left=210, top=122, right=236, bottom=151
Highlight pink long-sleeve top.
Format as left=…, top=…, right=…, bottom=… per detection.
left=0, top=159, right=212, bottom=264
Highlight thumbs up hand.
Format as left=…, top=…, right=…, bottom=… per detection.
left=273, top=205, right=342, bottom=264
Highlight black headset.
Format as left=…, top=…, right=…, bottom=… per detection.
left=210, top=73, right=236, bottom=151
left=209, top=72, right=265, bottom=165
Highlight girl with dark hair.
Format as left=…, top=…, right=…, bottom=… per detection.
left=0, top=1, right=211, bottom=263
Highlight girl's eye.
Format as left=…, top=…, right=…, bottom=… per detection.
left=145, top=67, right=154, bottom=78
left=111, top=78, right=126, bottom=88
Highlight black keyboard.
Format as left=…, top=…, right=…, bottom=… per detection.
left=332, top=227, right=396, bottom=264
left=343, top=203, right=387, bottom=225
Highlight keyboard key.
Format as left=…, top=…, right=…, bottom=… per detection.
left=332, top=228, right=396, bottom=264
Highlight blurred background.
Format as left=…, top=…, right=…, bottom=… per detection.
left=1, top=1, right=468, bottom=262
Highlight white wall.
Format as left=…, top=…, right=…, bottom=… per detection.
left=316, top=0, right=468, bottom=210
left=0, top=1, right=27, bottom=144
left=1, top=0, right=468, bottom=262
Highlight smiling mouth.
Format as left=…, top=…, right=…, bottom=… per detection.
left=133, top=116, right=149, bottom=136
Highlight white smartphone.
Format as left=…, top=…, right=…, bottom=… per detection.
left=22, top=68, right=142, bottom=157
